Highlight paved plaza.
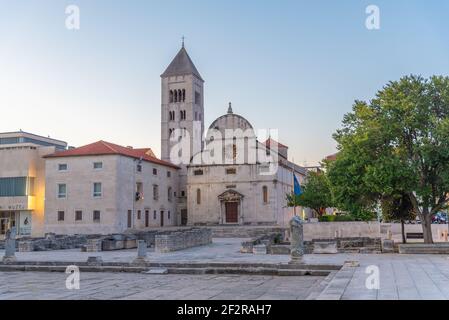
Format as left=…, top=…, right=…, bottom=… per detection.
left=0, top=272, right=324, bottom=300
left=1, top=238, right=449, bottom=300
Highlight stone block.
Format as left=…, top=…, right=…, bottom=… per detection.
left=86, top=256, right=103, bottom=266
left=398, top=243, right=449, bottom=254
left=144, top=268, right=168, bottom=274
left=382, top=239, right=395, bottom=253
left=18, top=241, right=34, bottom=252
left=252, top=244, right=267, bottom=255
left=313, top=241, right=338, bottom=254
left=86, top=239, right=102, bottom=252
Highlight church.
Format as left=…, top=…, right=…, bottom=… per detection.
left=160, top=44, right=309, bottom=227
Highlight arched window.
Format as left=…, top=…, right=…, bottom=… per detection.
left=180, top=110, right=183, bottom=120
left=174, top=90, right=178, bottom=102
left=169, top=90, right=173, bottom=103
left=178, top=90, right=182, bottom=102
left=262, top=186, right=268, bottom=204
left=182, top=89, right=186, bottom=102
left=184, top=110, right=186, bottom=120
left=196, top=189, right=201, bottom=205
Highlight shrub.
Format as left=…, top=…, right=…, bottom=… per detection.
left=319, top=215, right=355, bottom=222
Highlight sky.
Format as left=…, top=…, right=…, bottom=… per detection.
left=1, top=0, right=449, bottom=166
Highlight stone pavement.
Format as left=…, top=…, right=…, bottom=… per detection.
left=1, top=238, right=449, bottom=300
left=0, top=272, right=323, bottom=300
left=316, top=254, right=449, bottom=300
left=0, top=238, right=291, bottom=264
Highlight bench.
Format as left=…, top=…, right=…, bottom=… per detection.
left=406, top=232, right=424, bottom=239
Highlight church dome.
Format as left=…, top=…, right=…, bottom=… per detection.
left=207, top=103, right=255, bottom=139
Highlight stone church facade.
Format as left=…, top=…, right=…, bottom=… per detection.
left=161, top=45, right=308, bottom=227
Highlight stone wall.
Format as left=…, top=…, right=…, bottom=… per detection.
left=241, top=236, right=382, bottom=254
left=302, top=222, right=383, bottom=240
left=155, top=228, right=212, bottom=253
left=15, top=234, right=101, bottom=252
left=209, top=226, right=287, bottom=238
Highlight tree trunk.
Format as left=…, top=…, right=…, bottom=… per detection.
left=420, top=210, right=434, bottom=244
left=401, top=219, right=406, bottom=244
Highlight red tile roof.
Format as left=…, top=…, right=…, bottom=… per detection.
left=325, top=153, right=338, bottom=162
left=263, top=138, right=288, bottom=149
left=44, top=141, right=179, bottom=169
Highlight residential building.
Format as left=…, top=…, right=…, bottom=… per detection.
left=43, top=140, right=179, bottom=235
left=0, top=131, right=67, bottom=238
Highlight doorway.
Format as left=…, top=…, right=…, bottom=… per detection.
left=0, top=218, right=8, bottom=236
left=181, top=209, right=188, bottom=226
left=0, top=212, right=16, bottom=236
left=225, top=202, right=238, bottom=223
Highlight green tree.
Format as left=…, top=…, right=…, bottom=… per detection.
left=294, top=172, right=333, bottom=218
left=329, top=75, right=449, bottom=243
left=381, top=193, right=416, bottom=243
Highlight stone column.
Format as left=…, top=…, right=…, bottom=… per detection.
left=289, top=216, right=305, bottom=264
left=2, top=227, right=17, bottom=263
left=133, top=240, right=148, bottom=265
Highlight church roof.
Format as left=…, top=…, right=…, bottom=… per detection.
left=161, top=47, right=203, bottom=81
left=44, top=140, right=179, bottom=169
left=263, top=138, right=288, bottom=149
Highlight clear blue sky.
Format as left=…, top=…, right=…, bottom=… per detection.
left=1, top=0, right=449, bottom=165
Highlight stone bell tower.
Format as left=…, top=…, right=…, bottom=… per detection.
left=161, top=42, right=204, bottom=216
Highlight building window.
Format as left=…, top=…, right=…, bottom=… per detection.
left=195, top=91, right=201, bottom=105
left=153, top=210, right=157, bottom=220
left=167, top=171, right=171, bottom=178
left=93, top=210, right=101, bottom=222
left=75, top=210, right=83, bottom=221
left=263, top=186, right=268, bottom=204
left=57, top=184, right=67, bottom=198
left=0, top=177, right=35, bottom=197
left=169, top=90, right=174, bottom=103
left=168, top=211, right=171, bottom=220
left=153, top=168, right=157, bottom=175
left=137, top=210, right=141, bottom=220
left=182, top=89, right=186, bottom=102
left=194, top=169, right=203, bottom=176
left=58, top=164, right=67, bottom=171
left=196, top=189, right=201, bottom=205
left=226, top=168, right=236, bottom=175
left=136, top=164, right=142, bottom=172
left=93, top=182, right=102, bottom=198
left=93, top=162, right=103, bottom=169
left=135, top=182, right=143, bottom=201
left=127, top=210, right=132, bottom=228
left=57, top=211, right=65, bottom=221
left=153, top=185, right=159, bottom=200
left=168, top=187, right=173, bottom=202
left=181, top=191, right=185, bottom=197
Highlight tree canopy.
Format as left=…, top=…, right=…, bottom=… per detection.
left=327, top=75, right=449, bottom=243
